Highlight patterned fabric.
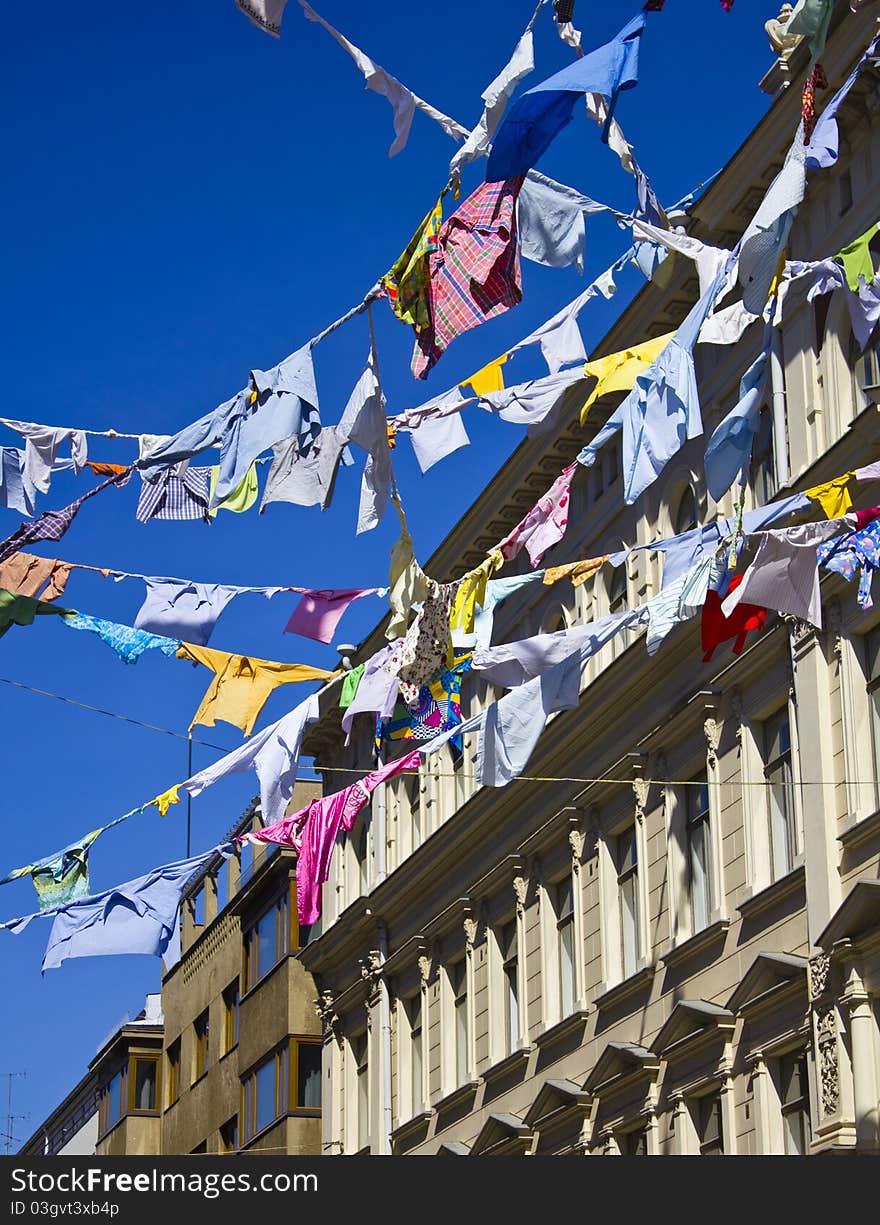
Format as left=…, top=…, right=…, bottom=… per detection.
left=818, top=519, right=880, bottom=609
left=543, top=556, right=609, bottom=588
left=384, top=578, right=456, bottom=706
left=136, top=466, right=211, bottom=523
left=380, top=655, right=472, bottom=755
left=412, top=177, right=524, bottom=379
left=1, top=827, right=104, bottom=910
left=61, top=612, right=182, bottom=664
left=802, top=62, right=827, bottom=144
left=382, top=197, right=443, bottom=332
left=0, top=468, right=132, bottom=565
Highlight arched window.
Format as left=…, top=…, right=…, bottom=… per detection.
left=673, top=485, right=698, bottom=535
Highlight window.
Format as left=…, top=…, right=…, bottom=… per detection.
left=556, top=877, right=575, bottom=1016
left=763, top=708, right=797, bottom=880
left=241, top=1045, right=288, bottom=1144
left=220, top=1115, right=238, bottom=1154
left=243, top=889, right=290, bottom=991
left=674, top=485, right=698, bottom=535
left=167, top=1039, right=180, bottom=1108
left=779, top=1050, right=811, bottom=1155
left=621, top=1127, right=648, bottom=1155
left=191, top=1140, right=207, bottom=1155
left=294, top=1040, right=322, bottom=1111
left=355, top=822, right=370, bottom=898
left=223, top=981, right=239, bottom=1054
left=750, top=410, right=775, bottom=506
left=696, top=1094, right=724, bottom=1155
left=353, top=1033, right=369, bottom=1150
left=616, top=828, right=639, bottom=979
left=99, top=1068, right=125, bottom=1136
left=129, top=1057, right=158, bottom=1112
left=193, top=1010, right=209, bottom=1082
left=190, top=887, right=205, bottom=927
left=608, top=566, right=627, bottom=615
left=501, top=920, right=519, bottom=1055
left=686, top=774, right=712, bottom=933
left=864, top=632, right=880, bottom=806
left=407, top=994, right=423, bottom=1116
left=451, top=960, right=468, bottom=1086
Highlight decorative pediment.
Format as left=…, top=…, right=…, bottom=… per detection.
left=469, top=1112, right=534, bottom=1157
left=584, top=1042, right=660, bottom=1096
left=817, top=879, right=880, bottom=951
left=524, top=1079, right=591, bottom=1129
left=726, top=952, right=808, bottom=1015
left=651, top=1000, right=735, bottom=1058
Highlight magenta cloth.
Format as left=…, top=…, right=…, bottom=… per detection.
left=250, top=749, right=421, bottom=924
left=284, top=587, right=379, bottom=643
left=854, top=506, right=880, bottom=531
left=496, top=462, right=578, bottom=566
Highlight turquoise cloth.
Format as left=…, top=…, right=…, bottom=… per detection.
left=62, top=612, right=181, bottom=664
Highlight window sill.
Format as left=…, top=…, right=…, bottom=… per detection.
left=660, top=919, right=730, bottom=971
left=534, top=1009, right=590, bottom=1052
left=838, top=807, right=880, bottom=851
left=218, top=1043, right=238, bottom=1063
left=481, top=1046, right=533, bottom=1086
left=737, top=865, right=805, bottom=922
left=190, top=1070, right=209, bottom=1090
left=240, top=952, right=289, bottom=1004
left=162, top=1098, right=180, bottom=1116
left=390, top=1109, right=434, bottom=1151
left=594, top=963, right=654, bottom=1013
left=434, top=1080, right=481, bottom=1115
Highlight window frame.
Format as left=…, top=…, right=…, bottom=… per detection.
left=128, top=1055, right=160, bottom=1114
left=242, top=883, right=294, bottom=994
left=500, top=919, right=520, bottom=1057
left=685, top=773, right=713, bottom=935
left=556, top=875, right=576, bottom=1018
left=616, top=827, right=640, bottom=981
left=240, top=1043, right=290, bottom=1145
left=166, top=1039, right=180, bottom=1109
left=223, top=980, right=240, bottom=1056
left=695, top=1092, right=724, bottom=1156
left=778, top=1048, right=812, bottom=1156
left=762, top=707, right=798, bottom=881
left=193, top=1009, right=210, bottom=1083
left=291, top=1037, right=323, bottom=1114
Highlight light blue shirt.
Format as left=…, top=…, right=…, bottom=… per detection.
left=704, top=327, right=773, bottom=501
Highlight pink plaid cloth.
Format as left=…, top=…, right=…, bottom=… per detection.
left=412, top=177, right=524, bottom=379
left=496, top=463, right=578, bottom=566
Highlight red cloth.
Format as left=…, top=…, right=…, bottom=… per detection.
left=701, top=572, right=766, bottom=662
left=854, top=506, right=880, bottom=531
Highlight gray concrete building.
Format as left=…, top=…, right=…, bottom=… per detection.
left=299, top=4, right=880, bottom=1156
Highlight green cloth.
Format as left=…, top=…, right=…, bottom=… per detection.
left=835, top=224, right=879, bottom=292
left=339, top=663, right=365, bottom=709
left=0, top=588, right=73, bottom=638
left=208, top=462, right=259, bottom=515
left=2, top=827, right=104, bottom=910
left=785, top=0, right=833, bottom=60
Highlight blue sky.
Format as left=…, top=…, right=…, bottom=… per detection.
left=1, top=0, right=778, bottom=1144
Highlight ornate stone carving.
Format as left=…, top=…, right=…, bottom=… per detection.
left=513, top=874, right=529, bottom=916
left=358, top=950, right=383, bottom=999
left=315, top=990, right=341, bottom=1040
left=809, top=952, right=832, bottom=1001
left=632, top=768, right=650, bottom=827
left=765, top=5, right=801, bottom=58
left=569, top=827, right=586, bottom=864
left=463, top=915, right=478, bottom=947
left=418, top=952, right=433, bottom=985
left=704, top=715, right=721, bottom=769
left=815, top=1004, right=840, bottom=1116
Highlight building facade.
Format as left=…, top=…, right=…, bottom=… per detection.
left=300, top=5, right=880, bottom=1156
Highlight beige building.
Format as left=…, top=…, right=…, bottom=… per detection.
left=300, top=5, right=880, bottom=1156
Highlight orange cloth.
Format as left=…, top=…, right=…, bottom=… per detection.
left=84, top=461, right=130, bottom=477
left=542, top=556, right=609, bottom=588
left=0, top=552, right=73, bottom=601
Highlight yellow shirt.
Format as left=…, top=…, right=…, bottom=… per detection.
left=450, top=551, right=504, bottom=634
left=177, top=643, right=339, bottom=736
left=461, top=355, right=508, bottom=397
left=542, top=556, right=610, bottom=588
left=579, top=333, right=674, bottom=423
left=804, top=472, right=856, bottom=519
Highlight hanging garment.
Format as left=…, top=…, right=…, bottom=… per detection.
left=61, top=612, right=181, bottom=664
left=0, top=468, right=132, bottom=565
left=818, top=518, right=880, bottom=609
left=84, top=461, right=129, bottom=477
left=449, top=3, right=539, bottom=176
left=0, top=553, right=72, bottom=601
left=0, top=589, right=73, bottom=638
left=578, top=332, right=674, bottom=423
left=806, top=32, right=880, bottom=170
left=285, top=587, right=381, bottom=644
left=466, top=572, right=545, bottom=652
left=624, top=217, right=732, bottom=299
left=150, top=785, right=180, bottom=818
left=449, top=553, right=504, bottom=638
left=341, top=642, right=400, bottom=744
left=704, top=328, right=773, bottom=501
left=721, top=519, right=850, bottom=629
left=462, top=357, right=508, bottom=397
left=785, top=0, right=833, bottom=60
left=381, top=655, right=473, bottom=754
left=486, top=13, right=646, bottom=181
left=339, top=663, right=365, bottom=708
left=698, top=300, right=761, bottom=348
left=739, top=131, right=807, bottom=314
left=136, top=466, right=211, bottom=523
left=0, top=420, right=87, bottom=495
left=259, top=426, right=347, bottom=512
left=134, top=578, right=240, bottom=645
left=701, top=573, right=767, bottom=661
left=382, top=198, right=444, bottom=332
left=473, top=606, right=648, bottom=689
left=508, top=286, right=592, bottom=375
left=207, top=462, right=259, bottom=515
left=479, top=368, right=587, bottom=438
left=336, top=343, right=391, bottom=534
left=543, top=555, right=609, bottom=587
left=235, top=0, right=288, bottom=36
left=396, top=388, right=471, bottom=473
left=177, top=643, right=337, bottom=736
left=577, top=261, right=733, bottom=503
left=387, top=498, right=428, bottom=640
left=496, top=463, right=578, bottom=567
left=385, top=578, right=456, bottom=707
left=182, top=693, right=319, bottom=826
left=787, top=256, right=880, bottom=351
left=645, top=555, right=716, bottom=655
left=516, top=172, right=606, bottom=273
left=0, top=448, right=37, bottom=517
left=835, top=224, right=879, bottom=291
left=250, top=749, right=421, bottom=924
left=805, top=472, right=857, bottom=519
left=2, top=844, right=235, bottom=971
left=1, top=827, right=105, bottom=910
left=412, top=177, right=525, bottom=380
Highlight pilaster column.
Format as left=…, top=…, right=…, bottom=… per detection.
left=718, top=1055, right=738, bottom=1155
left=747, top=1050, right=773, bottom=1155
left=808, top=952, right=856, bottom=1151
left=670, top=1092, right=688, bottom=1156
left=841, top=955, right=880, bottom=1153
left=315, top=991, right=344, bottom=1155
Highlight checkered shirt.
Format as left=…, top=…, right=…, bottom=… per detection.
left=136, top=466, right=211, bottom=524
